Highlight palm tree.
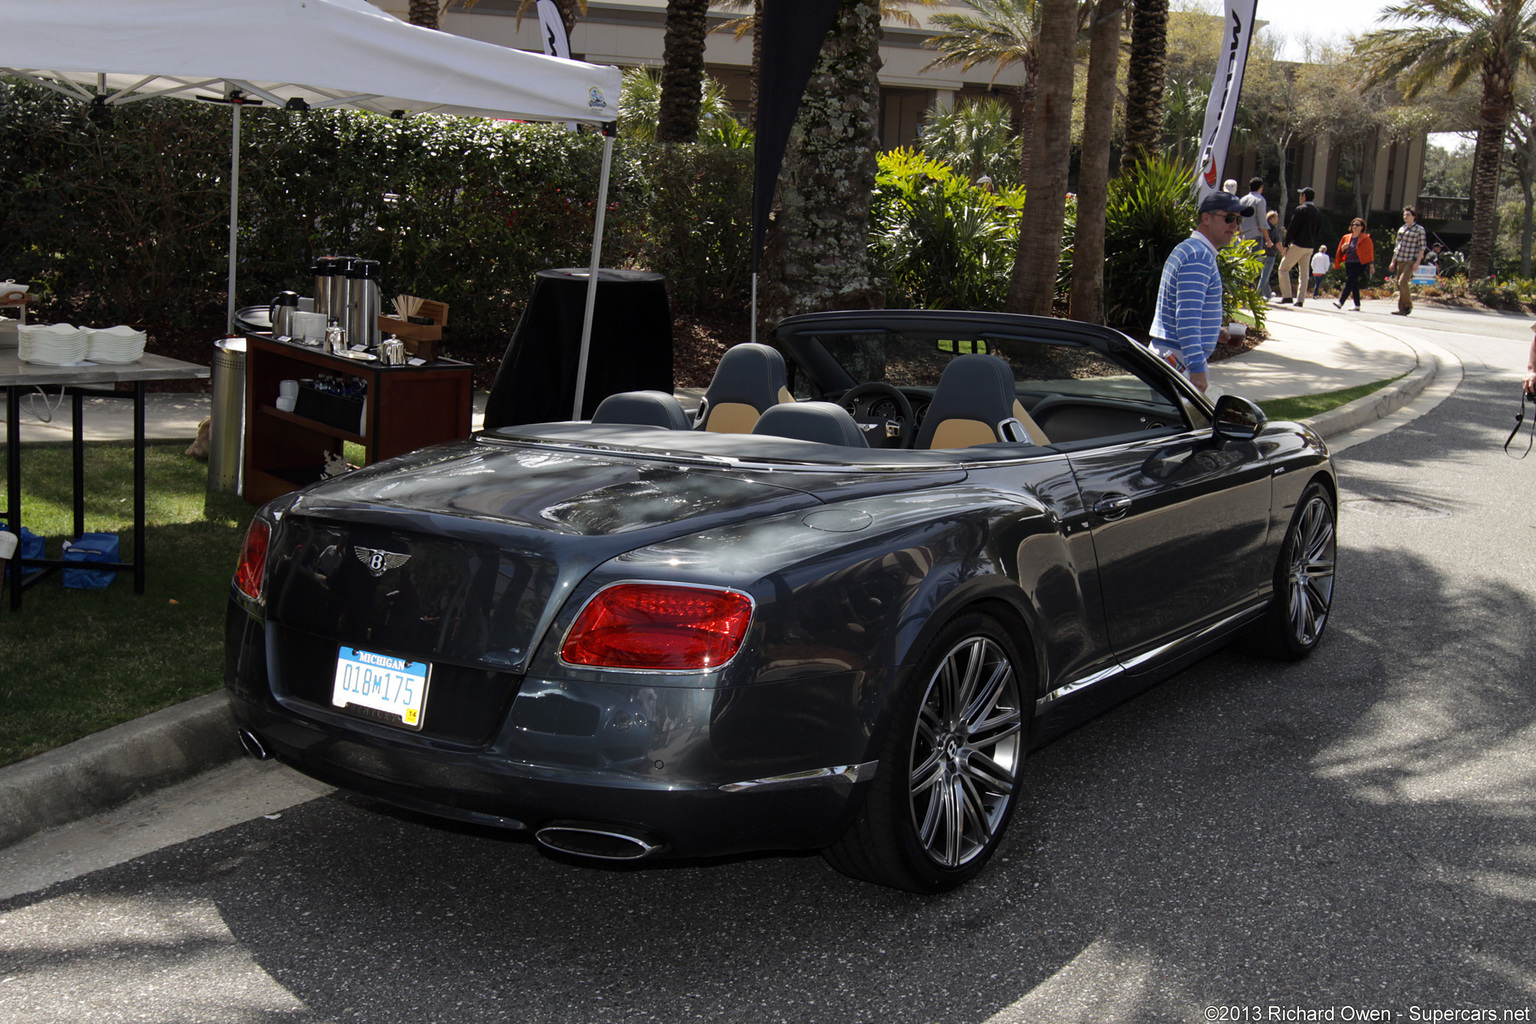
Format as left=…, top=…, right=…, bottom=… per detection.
left=922, top=0, right=1041, bottom=184
left=1070, top=0, right=1125, bottom=324
left=758, top=0, right=885, bottom=329
left=658, top=0, right=712, bottom=142
left=1008, top=0, right=1075, bottom=315
left=917, top=98, right=1022, bottom=186
left=1359, top=0, right=1536, bottom=280
left=1122, top=0, right=1169, bottom=168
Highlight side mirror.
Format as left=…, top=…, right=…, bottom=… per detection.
left=1212, top=394, right=1267, bottom=442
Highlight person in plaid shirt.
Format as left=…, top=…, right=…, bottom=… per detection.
left=1388, top=206, right=1427, bottom=316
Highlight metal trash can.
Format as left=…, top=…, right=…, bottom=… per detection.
left=208, top=337, right=247, bottom=495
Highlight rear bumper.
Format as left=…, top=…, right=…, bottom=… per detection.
left=228, top=690, right=870, bottom=856
left=225, top=602, right=877, bottom=858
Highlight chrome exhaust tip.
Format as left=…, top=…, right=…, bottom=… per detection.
left=237, top=729, right=271, bottom=761
left=535, top=821, right=665, bottom=861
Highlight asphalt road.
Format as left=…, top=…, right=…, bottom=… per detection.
left=2, top=324, right=1534, bottom=1024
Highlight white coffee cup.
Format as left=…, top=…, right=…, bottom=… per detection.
left=278, top=379, right=299, bottom=400
left=276, top=396, right=297, bottom=413
left=1226, top=322, right=1247, bottom=338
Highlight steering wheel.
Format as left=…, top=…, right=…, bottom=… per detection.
left=840, top=382, right=915, bottom=449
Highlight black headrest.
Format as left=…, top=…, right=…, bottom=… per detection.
left=703, top=343, right=788, bottom=411
left=751, top=402, right=869, bottom=447
left=590, top=390, right=693, bottom=430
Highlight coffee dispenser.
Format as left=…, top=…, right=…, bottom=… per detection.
left=312, top=257, right=342, bottom=320
left=345, top=259, right=382, bottom=349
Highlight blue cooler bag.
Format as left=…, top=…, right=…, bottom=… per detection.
left=1, top=524, right=45, bottom=581
left=62, top=533, right=120, bottom=589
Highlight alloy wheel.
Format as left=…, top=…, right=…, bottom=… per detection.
left=908, top=636, right=1023, bottom=868
left=1286, top=494, right=1336, bottom=647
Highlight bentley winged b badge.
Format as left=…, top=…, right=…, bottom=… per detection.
left=354, top=546, right=411, bottom=577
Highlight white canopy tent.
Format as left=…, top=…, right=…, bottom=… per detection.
left=0, top=0, right=624, bottom=415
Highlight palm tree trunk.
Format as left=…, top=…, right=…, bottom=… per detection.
left=658, top=0, right=711, bottom=143
left=1070, top=0, right=1123, bottom=324
left=1467, top=121, right=1508, bottom=280
left=749, top=0, right=763, bottom=131
left=758, top=0, right=884, bottom=332
left=1122, top=0, right=1168, bottom=169
left=1008, top=0, right=1075, bottom=316
left=408, top=0, right=439, bottom=29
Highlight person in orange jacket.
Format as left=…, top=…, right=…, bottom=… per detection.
left=1332, top=217, right=1375, bottom=310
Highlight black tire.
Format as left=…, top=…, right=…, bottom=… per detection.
left=1250, top=481, right=1336, bottom=660
left=824, top=611, right=1031, bottom=893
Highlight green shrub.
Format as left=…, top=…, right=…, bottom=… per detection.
left=870, top=148, right=1025, bottom=310
left=1469, top=275, right=1525, bottom=309
left=0, top=77, right=753, bottom=370
left=1102, top=155, right=1199, bottom=327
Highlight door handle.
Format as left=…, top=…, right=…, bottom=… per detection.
left=1092, top=495, right=1133, bottom=520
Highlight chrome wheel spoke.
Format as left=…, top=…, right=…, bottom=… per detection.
left=963, top=749, right=1016, bottom=796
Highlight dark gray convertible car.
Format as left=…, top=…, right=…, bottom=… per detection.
left=226, top=310, right=1336, bottom=892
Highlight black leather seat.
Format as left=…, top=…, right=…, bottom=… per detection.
left=914, top=353, right=1049, bottom=450
left=696, top=343, right=792, bottom=433
left=751, top=402, right=869, bottom=447
left=590, top=390, right=693, bottom=430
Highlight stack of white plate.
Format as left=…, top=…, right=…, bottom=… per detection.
left=18, top=323, right=89, bottom=365
left=87, top=325, right=147, bottom=364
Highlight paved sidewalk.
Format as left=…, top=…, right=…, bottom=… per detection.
left=0, top=299, right=1512, bottom=854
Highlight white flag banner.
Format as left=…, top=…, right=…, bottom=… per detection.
left=536, top=0, right=577, bottom=131
left=1194, top=0, right=1259, bottom=203
left=536, top=0, right=571, bottom=59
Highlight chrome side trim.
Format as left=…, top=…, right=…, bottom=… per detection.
left=719, top=760, right=879, bottom=794
left=1036, top=601, right=1269, bottom=707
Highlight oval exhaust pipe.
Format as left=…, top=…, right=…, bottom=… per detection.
left=238, top=729, right=271, bottom=761
left=535, top=822, right=665, bottom=861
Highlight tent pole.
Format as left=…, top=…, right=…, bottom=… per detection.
left=226, top=100, right=241, bottom=335
left=572, top=126, right=615, bottom=421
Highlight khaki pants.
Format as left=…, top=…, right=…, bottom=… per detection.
left=1395, top=264, right=1416, bottom=312
left=1277, top=245, right=1313, bottom=300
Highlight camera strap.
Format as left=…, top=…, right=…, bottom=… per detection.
left=1504, top=391, right=1535, bottom=459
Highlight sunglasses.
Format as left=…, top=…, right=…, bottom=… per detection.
left=1219, top=214, right=1242, bottom=224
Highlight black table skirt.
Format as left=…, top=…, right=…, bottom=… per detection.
left=483, top=269, right=674, bottom=429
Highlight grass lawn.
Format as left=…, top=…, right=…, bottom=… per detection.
left=0, top=442, right=252, bottom=767
left=1258, top=373, right=1406, bottom=423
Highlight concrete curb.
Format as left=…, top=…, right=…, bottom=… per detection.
left=0, top=691, right=242, bottom=850
left=1300, top=342, right=1441, bottom=441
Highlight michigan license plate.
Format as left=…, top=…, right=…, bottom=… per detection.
left=331, top=647, right=430, bottom=730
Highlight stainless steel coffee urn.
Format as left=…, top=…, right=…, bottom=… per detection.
left=345, top=259, right=382, bottom=349
left=312, top=257, right=341, bottom=320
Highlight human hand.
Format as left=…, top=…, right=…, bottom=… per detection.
left=1190, top=371, right=1209, bottom=394
left=1524, top=370, right=1536, bottom=399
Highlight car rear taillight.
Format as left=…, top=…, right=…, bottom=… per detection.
left=235, top=519, right=270, bottom=601
left=560, top=583, right=753, bottom=671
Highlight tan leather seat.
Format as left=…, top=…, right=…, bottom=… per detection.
left=696, top=343, right=793, bottom=433
left=915, top=354, right=1049, bottom=449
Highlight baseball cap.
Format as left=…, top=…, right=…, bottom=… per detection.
left=1299, top=186, right=1315, bottom=199
left=1199, top=192, right=1254, bottom=217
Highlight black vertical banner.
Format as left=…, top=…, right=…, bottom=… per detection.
left=751, top=0, right=841, bottom=274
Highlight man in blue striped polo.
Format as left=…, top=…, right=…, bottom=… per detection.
left=1148, top=191, right=1249, bottom=394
